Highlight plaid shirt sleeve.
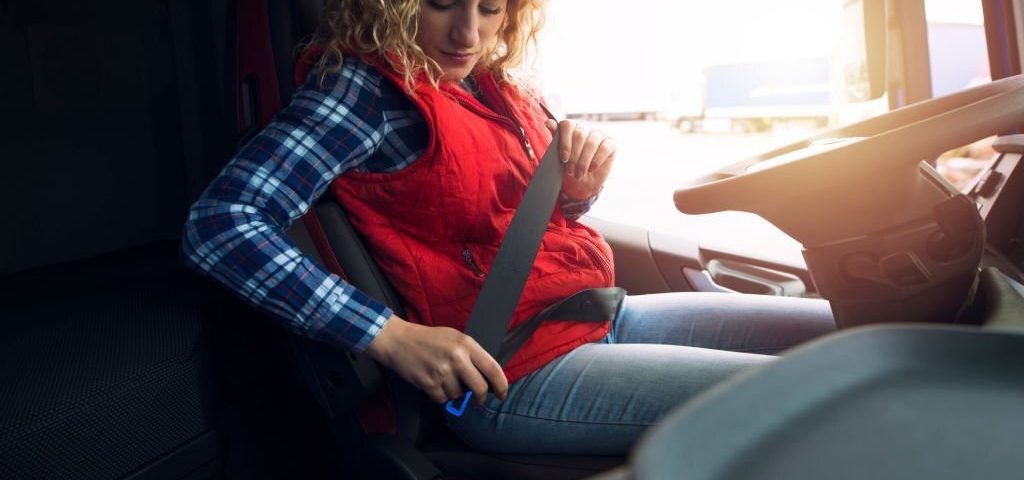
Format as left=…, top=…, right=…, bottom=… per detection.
left=181, top=58, right=399, bottom=353
left=559, top=191, right=599, bottom=220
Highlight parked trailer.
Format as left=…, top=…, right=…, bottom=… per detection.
left=680, top=57, right=833, bottom=134
left=677, top=22, right=988, bottom=134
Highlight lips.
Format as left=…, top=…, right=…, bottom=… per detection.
left=441, top=51, right=476, bottom=65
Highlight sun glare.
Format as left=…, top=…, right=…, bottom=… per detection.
left=534, top=0, right=843, bottom=119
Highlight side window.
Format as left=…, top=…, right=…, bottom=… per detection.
left=925, top=0, right=997, bottom=191
left=926, top=0, right=990, bottom=96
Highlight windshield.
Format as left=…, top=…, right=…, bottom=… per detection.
left=533, top=0, right=991, bottom=257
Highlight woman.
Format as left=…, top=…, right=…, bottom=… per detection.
left=182, top=0, right=835, bottom=454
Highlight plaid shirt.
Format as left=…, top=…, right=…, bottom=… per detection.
left=182, top=57, right=597, bottom=353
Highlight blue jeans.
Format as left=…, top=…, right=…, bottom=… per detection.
left=446, top=292, right=835, bottom=454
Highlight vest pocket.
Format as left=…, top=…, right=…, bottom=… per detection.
left=462, top=244, right=486, bottom=278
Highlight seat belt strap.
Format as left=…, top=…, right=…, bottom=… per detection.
left=462, top=130, right=565, bottom=359
left=496, top=286, right=624, bottom=366
left=445, top=130, right=566, bottom=416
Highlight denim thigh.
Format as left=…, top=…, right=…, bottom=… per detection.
left=447, top=292, right=835, bottom=454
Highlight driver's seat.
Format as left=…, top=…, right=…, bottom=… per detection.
left=242, top=0, right=625, bottom=477
left=289, top=199, right=625, bottom=479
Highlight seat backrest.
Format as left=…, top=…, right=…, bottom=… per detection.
left=290, top=199, right=443, bottom=443
left=299, top=201, right=408, bottom=317
left=237, top=0, right=442, bottom=444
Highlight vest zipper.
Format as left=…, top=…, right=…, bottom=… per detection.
left=518, top=126, right=537, bottom=160
left=450, top=95, right=521, bottom=135
left=492, top=88, right=538, bottom=162
left=462, top=245, right=486, bottom=277
left=448, top=81, right=538, bottom=161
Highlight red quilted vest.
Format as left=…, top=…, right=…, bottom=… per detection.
left=301, top=54, right=614, bottom=382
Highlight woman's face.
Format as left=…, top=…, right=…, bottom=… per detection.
left=416, top=0, right=508, bottom=82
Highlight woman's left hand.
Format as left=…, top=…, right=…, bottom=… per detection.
left=545, top=119, right=616, bottom=200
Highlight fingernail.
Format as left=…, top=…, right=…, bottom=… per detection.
left=561, top=150, right=570, bottom=162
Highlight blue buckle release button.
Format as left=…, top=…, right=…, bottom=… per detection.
left=445, top=392, right=473, bottom=417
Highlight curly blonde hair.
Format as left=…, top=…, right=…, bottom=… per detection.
left=308, top=0, right=546, bottom=92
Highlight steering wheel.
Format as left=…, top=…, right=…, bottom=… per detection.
left=674, top=74, right=1024, bottom=248
left=674, top=74, right=1024, bottom=328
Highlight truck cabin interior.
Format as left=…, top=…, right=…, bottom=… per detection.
left=3, top=0, right=1024, bottom=479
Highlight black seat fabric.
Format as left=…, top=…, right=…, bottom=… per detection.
left=0, top=243, right=336, bottom=480
left=1, top=0, right=229, bottom=475
left=0, top=1, right=331, bottom=478
left=0, top=0, right=236, bottom=275
left=0, top=243, right=220, bottom=479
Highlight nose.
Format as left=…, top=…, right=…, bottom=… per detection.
left=450, top=6, right=480, bottom=49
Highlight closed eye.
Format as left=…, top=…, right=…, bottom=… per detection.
left=480, top=5, right=503, bottom=16
left=426, top=0, right=457, bottom=11
left=425, top=0, right=503, bottom=16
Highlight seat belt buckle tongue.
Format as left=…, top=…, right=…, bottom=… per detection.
left=445, top=392, right=473, bottom=417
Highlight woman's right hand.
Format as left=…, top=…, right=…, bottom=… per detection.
left=365, top=315, right=509, bottom=405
